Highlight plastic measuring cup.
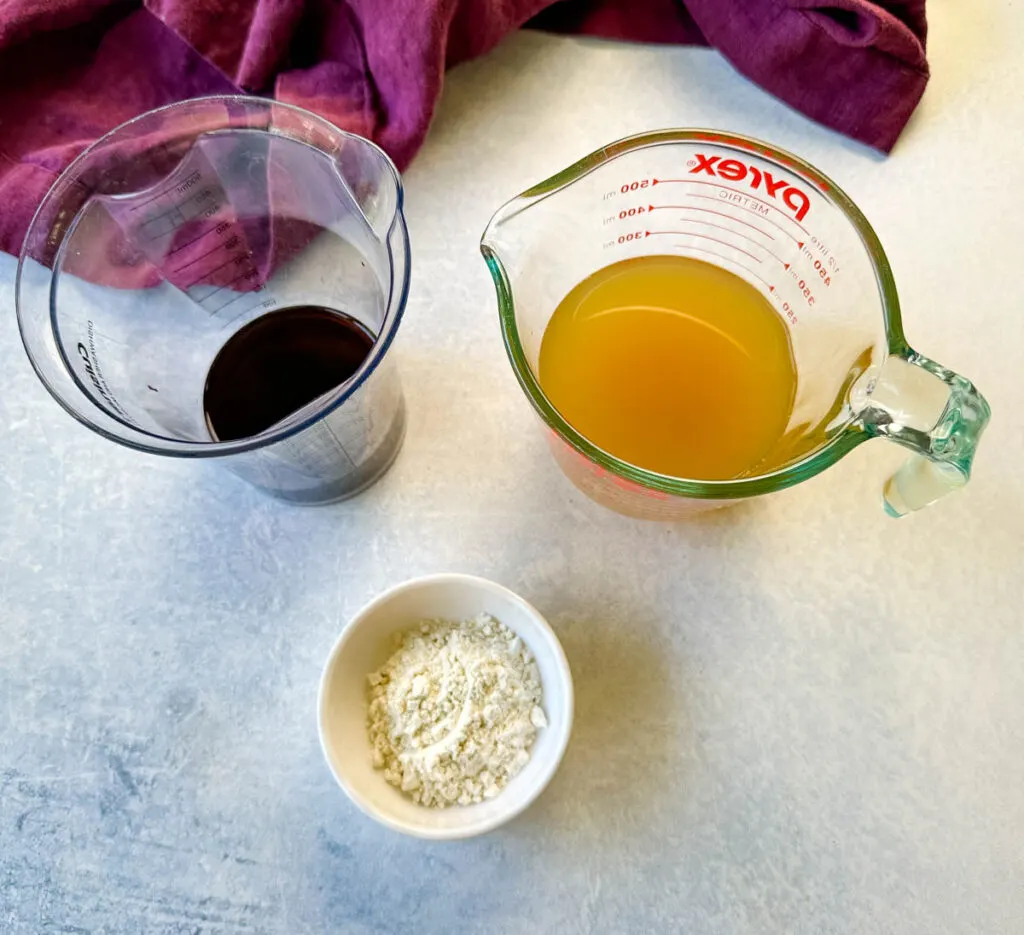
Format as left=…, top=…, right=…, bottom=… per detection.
left=481, top=130, right=990, bottom=519
left=17, top=96, right=410, bottom=504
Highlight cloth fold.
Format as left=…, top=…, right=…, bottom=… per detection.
left=0, top=0, right=928, bottom=257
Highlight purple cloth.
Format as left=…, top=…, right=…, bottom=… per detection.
left=0, top=0, right=928, bottom=257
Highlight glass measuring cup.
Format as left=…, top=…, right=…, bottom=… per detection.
left=17, top=96, right=410, bottom=504
left=481, top=130, right=990, bottom=519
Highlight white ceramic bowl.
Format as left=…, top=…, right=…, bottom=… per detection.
left=317, top=573, right=574, bottom=839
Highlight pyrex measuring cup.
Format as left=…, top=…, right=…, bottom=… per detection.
left=481, top=130, right=990, bottom=519
left=17, top=97, right=409, bottom=504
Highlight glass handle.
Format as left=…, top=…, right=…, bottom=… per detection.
left=856, top=351, right=991, bottom=517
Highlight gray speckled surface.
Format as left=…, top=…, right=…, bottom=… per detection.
left=3, top=4, right=1024, bottom=932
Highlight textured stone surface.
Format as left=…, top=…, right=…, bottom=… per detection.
left=2, top=4, right=1023, bottom=932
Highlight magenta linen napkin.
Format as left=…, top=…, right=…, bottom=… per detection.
left=0, top=0, right=928, bottom=257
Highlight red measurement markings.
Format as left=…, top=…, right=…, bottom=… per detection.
left=650, top=178, right=810, bottom=236
left=686, top=194, right=803, bottom=245
left=645, top=227, right=794, bottom=271
left=645, top=230, right=762, bottom=264
left=645, top=216, right=772, bottom=254
left=647, top=204, right=774, bottom=239
left=779, top=299, right=799, bottom=324
left=668, top=244, right=774, bottom=293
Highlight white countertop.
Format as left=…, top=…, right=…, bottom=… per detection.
left=2, top=2, right=1022, bottom=931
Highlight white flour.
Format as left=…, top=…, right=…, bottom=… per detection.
left=367, top=614, right=547, bottom=808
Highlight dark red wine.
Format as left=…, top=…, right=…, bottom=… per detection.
left=204, top=306, right=375, bottom=442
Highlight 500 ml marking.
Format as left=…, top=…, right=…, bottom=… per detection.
left=601, top=180, right=651, bottom=200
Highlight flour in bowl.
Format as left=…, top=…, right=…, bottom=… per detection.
left=367, top=613, right=547, bottom=808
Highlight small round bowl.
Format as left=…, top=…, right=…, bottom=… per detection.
left=317, top=573, right=574, bottom=839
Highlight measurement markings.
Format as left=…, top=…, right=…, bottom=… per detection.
left=684, top=194, right=803, bottom=244
left=171, top=240, right=228, bottom=274
left=651, top=178, right=809, bottom=235
left=201, top=268, right=259, bottom=307
left=128, top=190, right=172, bottom=213
left=204, top=279, right=266, bottom=316
left=140, top=203, right=186, bottom=230
left=167, top=224, right=227, bottom=255
left=645, top=230, right=762, bottom=263
left=647, top=204, right=774, bottom=239
left=645, top=217, right=772, bottom=253
left=671, top=244, right=773, bottom=291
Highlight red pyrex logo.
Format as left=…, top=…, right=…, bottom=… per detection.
left=689, top=154, right=811, bottom=222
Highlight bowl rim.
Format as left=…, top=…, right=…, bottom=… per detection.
left=316, top=572, right=575, bottom=839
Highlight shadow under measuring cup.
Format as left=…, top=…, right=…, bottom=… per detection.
left=17, top=96, right=411, bottom=505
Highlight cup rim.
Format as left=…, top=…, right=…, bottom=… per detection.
left=480, top=128, right=905, bottom=500
left=316, top=573, right=575, bottom=839
left=16, top=94, right=410, bottom=459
